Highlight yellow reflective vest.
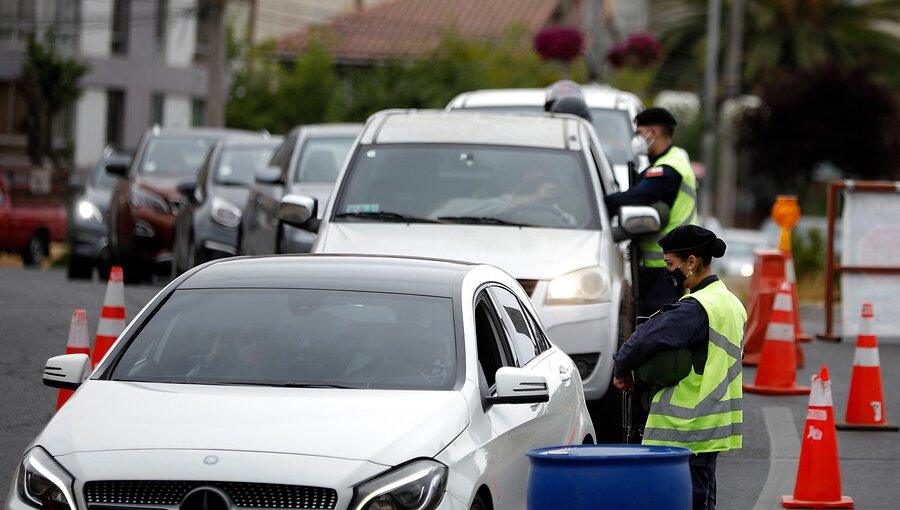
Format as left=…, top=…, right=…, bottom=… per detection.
left=642, top=279, right=747, bottom=453
left=639, top=146, right=697, bottom=268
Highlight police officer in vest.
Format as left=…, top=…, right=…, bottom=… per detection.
left=605, top=107, right=698, bottom=317
left=612, top=225, right=746, bottom=510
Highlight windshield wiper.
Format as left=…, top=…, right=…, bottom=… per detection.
left=437, top=216, right=533, bottom=227
left=215, top=180, right=250, bottom=187
left=213, top=381, right=364, bottom=389
left=335, top=211, right=441, bottom=223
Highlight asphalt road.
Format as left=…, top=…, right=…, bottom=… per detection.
left=2, top=267, right=900, bottom=508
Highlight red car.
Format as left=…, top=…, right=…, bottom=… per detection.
left=0, top=176, right=66, bottom=266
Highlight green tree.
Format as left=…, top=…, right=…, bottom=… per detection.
left=17, top=31, right=88, bottom=166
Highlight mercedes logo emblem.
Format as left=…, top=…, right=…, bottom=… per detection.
left=203, top=455, right=219, bottom=465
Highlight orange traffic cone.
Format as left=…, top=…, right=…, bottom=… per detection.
left=744, top=280, right=810, bottom=395
left=743, top=250, right=805, bottom=367
left=56, top=309, right=91, bottom=410
left=836, top=304, right=899, bottom=431
left=91, top=266, right=126, bottom=367
left=783, top=366, right=854, bottom=508
left=784, top=251, right=812, bottom=343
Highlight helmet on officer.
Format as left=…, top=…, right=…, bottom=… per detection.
left=550, top=95, right=593, bottom=123
left=544, top=79, right=584, bottom=112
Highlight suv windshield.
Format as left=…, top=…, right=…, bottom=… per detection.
left=111, top=288, right=456, bottom=390
left=214, top=145, right=278, bottom=187
left=292, top=136, right=357, bottom=183
left=456, top=106, right=635, bottom=165
left=139, top=136, right=215, bottom=176
left=334, top=144, right=599, bottom=230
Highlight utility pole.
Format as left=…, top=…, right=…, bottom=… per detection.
left=206, top=0, right=226, bottom=127
left=700, top=0, right=721, bottom=223
left=716, top=0, right=744, bottom=227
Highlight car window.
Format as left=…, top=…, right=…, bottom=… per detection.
left=139, top=137, right=215, bottom=176
left=291, top=136, right=356, bottom=183
left=488, top=286, right=541, bottom=367
left=474, top=293, right=513, bottom=388
left=589, top=109, right=635, bottom=166
left=110, top=288, right=457, bottom=390
left=91, top=158, right=124, bottom=190
left=215, top=145, right=278, bottom=187
left=268, top=135, right=297, bottom=181
left=334, top=144, right=599, bottom=230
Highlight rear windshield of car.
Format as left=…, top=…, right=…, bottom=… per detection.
left=214, top=145, right=278, bottom=187
left=453, top=106, right=635, bottom=165
left=111, top=288, right=457, bottom=390
left=333, top=144, right=600, bottom=230
left=138, top=136, right=215, bottom=177
left=291, top=136, right=357, bottom=183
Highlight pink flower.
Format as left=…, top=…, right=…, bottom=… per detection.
left=605, top=32, right=661, bottom=69
left=534, top=26, right=585, bottom=61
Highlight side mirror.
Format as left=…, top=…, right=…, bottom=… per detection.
left=486, top=367, right=550, bottom=405
left=612, top=205, right=662, bottom=242
left=279, top=194, right=319, bottom=231
left=176, top=180, right=197, bottom=197
left=105, top=161, right=129, bottom=177
left=43, top=354, right=91, bottom=390
left=255, top=165, right=283, bottom=185
left=631, top=134, right=648, bottom=157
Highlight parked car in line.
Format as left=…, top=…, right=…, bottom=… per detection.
left=446, top=84, right=646, bottom=189
left=106, top=126, right=257, bottom=283
left=282, top=110, right=660, bottom=440
left=718, top=227, right=767, bottom=278
left=0, top=176, right=66, bottom=266
left=171, top=136, right=282, bottom=276
left=66, top=148, right=132, bottom=279
left=27, top=254, right=595, bottom=510
left=241, top=123, right=362, bottom=256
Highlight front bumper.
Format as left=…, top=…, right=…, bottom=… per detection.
left=67, top=222, right=108, bottom=260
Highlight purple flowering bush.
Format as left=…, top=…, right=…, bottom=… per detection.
left=533, top=26, right=585, bottom=61
left=606, top=32, right=661, bottom=69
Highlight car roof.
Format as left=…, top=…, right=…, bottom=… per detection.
left=447, top=84, right=643, bottom=112
left=149, top=126, right=261, bottom=138
left=287, top=123, right=365, bottom=138
left=178, top=254, right=478, bottom=297
left=216, top=135, right=285, bottom=148
left=361, top=109, right=587, bottom=150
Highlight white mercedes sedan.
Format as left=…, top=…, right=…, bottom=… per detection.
left=11, top=255, right=594, bottom=510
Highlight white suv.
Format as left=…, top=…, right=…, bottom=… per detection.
left=280, top=110, right=658, bottom=424
left=446, top=84, right=646, bottom=189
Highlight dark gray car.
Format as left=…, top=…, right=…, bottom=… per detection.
left=66, top=149, right=132, bottom=279
left=171, top=136, right=282, bottom=276
left=240, top=124, right=362, bottom=255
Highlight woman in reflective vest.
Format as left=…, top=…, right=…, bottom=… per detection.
left=613, top=224, right=746, bottom=510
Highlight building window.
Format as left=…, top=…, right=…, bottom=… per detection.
left=151, top=93, right=164, bottom=126
left=191, top=99, right=206, bottom=127
left=0, top=0, right=36, bottom=48
left=111, top=0, right=130, bottom=55
left=155, top=0, right=168, bottom=55
left=106, top=90, right=125, bottom=149
left=55, top=0, right=80, bottom=51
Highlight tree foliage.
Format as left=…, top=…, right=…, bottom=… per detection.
left=17, top=31, right=88, bottom=166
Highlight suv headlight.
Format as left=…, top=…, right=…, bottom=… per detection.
left=211, top=197, right=242, bottom=228
left=130, top=187, right=169, bottom=214
left=16, top=447, right=76, bottom=510
left=76, top=200, right=102, bottom=224
left=351, top=459, right=448, bottom=510
left=546, top=266, right=611, bottom=305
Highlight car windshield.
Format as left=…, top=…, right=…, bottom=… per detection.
left=454, top=106, right=635, bottom=165
left=139, top=136, right=215, bottom=176
left=214, top=145, right=278, bottom=187
left=333, top=144, right=599, bottom=230
left=292, top=136, right=357, bottom=183
left=111, top=288, right=457, bottom=390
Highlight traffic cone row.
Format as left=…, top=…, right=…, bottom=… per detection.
left=743, top=250, right=806, bottom=367
left=744, top=281, right=810, bottom=395
left=55, top=266, right=127, bottom=411
left=55, top=309, right=91, bottom=410
left=782, top=366, right=854, bottom=508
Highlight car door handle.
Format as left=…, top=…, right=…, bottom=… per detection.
left=559, top=365, right=573, bottom=383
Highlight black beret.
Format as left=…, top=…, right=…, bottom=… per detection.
left=659, top=224, right=726, bottom=258
left=635, top=107, right=678, bottom=128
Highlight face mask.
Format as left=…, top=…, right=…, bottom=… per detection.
left=665, top=260, right=689, bottom=289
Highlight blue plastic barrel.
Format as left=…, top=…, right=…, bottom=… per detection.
left=527, top=444, right=692, bottom=509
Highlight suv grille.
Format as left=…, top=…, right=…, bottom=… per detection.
left=84, top=481, right=337, bottom=510
left=517, top=279, right=538, bottom=296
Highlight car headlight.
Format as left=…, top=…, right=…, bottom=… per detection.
left=546, top=266, right=611, bottom=305
left=740, top=263, right=754, bottom=277
left=211, top=197, right=242, bottom=228
left=75, top=200, right=102, bottom=224
left=16, top=447, right=76, bottom=510
left=351, top=459, right=448, bottom=510
left=130, top=187, right=169, bottom=214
